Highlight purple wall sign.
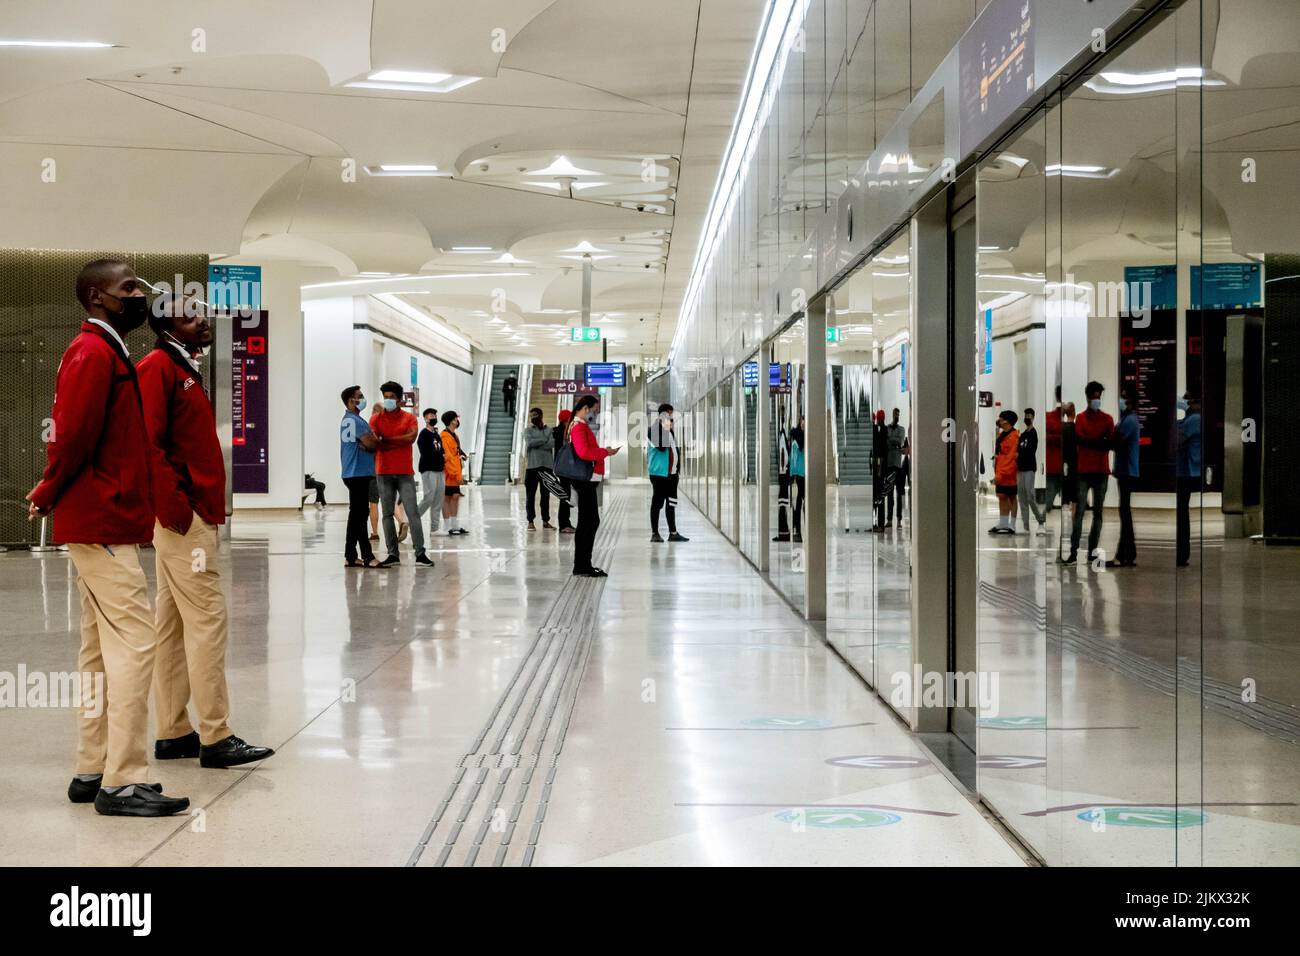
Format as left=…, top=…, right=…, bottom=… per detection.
left=232, top=310, right=270, bottom=493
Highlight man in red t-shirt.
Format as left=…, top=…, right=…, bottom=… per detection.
left=139, top=293, right=274, bottom=770
left=370, top=381, right=433, bottom=567
left=1065, top=380, right=1116, bottom=565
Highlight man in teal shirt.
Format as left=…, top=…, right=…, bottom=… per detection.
left=340, top=385, right=381, bottom=568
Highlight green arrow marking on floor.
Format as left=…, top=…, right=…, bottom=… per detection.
left=741, top=717, right=832, bottom=729
left=977, top=715, right=1046, bottom=729
left=775, top=808, right=902, bottom=828
left=1076, top=807, right=1206, bottom=829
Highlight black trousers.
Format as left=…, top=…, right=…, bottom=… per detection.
left=650, top=473, right=679, bottom=534
left=777, top=474, right=805, bottom=535
left=1070, top=473, right=1108, bottom=557
left=525, top=467, right=551, bottom=522
left=1115, top=474, right=1137, bottom=564
left=306, top=476, right=326, bottom=504
left=572, top=479, right=600, bottom=572
left=1176, top=475, right=1198, bottom=566
left=503, top=391, right=516, bottom=417
left=343, top=476, right=374, bottom=562
left=557, top=476, right=573, bottom=530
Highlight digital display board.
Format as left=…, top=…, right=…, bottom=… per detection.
left=1119, top=309, right=1177, bottom=492
left=769, top=362, right=784, bottom=387
left=959, top=0, right=1036, bottom=155
left=1192, top=262, right=1262, bottom=310
left=743, top=362, right=759, bottom=387
left=583, top=362, right=626, bottom=387
left=231, top=309, right=270, bottom=494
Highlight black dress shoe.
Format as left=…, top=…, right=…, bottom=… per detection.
left=199, top=735, right=276, bottom=769
left=93, top=785, right=188, bottom=817
left=155, top=731, right=200, bottom=760
left=68, top=777, right=164, bottom=803
left=668, top=533, right=690, bottom=542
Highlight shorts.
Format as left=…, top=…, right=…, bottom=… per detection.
left=995, top=484, right=1018, bottom=497
left=444, top=484, right=462, bottom=497
left=367, top=477, right=379, bottom=504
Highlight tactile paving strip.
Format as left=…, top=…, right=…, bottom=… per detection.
left=407, top=491, right=627, bottom=866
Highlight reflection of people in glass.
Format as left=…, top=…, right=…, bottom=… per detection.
left=1109, top=387, right=1141, bottom=567
left=886, top=408, right=907, bottom=526
left=990, top=410, right=1020, bottom=535
left=1065, top=381, right=1115, bottom=565
left=774, top=415, right=806, bottom=543
left=1017, top=407, right=1046, bottom=534
left=1176, top=393, right=1202, bottom=568
left=872, top=410, right=888, bottom=530
left=1044, top=390, right=1064, bottom=517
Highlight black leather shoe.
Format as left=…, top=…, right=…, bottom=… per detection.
left=93, top=785, right=188, bottom=817
left=69, top=777, right=163, bottom=803
left=668, top=533, right=690, bottom=542
left=199, top=735, right=275, bottom=769
left=155, top=731, right=200, bottom=760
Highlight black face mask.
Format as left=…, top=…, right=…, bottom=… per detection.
left=99, top=289, right=150, bottom=332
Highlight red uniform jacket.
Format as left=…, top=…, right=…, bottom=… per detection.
left=137, top=343, right=226, bottom=532
left=28, top=323, right=154, bottom=544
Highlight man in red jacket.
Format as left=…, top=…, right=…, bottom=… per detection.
left=26, top=259, right=190, bottom=817
left=138, top=293, right=274, bottom=769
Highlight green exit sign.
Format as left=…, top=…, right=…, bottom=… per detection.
left=570, top=327, right=602, bottom=342
left=826, top=327, right=840, bottom=343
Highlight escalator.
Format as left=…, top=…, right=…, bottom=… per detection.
left=479, top=364, right=519, bottom=484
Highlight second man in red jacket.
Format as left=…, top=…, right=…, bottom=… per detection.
left=138, top=293, right=274, bottom=768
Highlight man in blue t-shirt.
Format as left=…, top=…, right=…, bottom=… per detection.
left=1109, top=387, right=1141, bottom=567
left=340, top=385, right=382, bottom=568
left=1176, top=393, right=1203, bottom=568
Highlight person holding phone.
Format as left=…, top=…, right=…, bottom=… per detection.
left=340, top=385, right=383, bottom=568
left=565, top=394, right=620, bottom=577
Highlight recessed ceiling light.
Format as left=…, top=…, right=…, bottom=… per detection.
left=0, top=39, right=114, bottom=48
left=450, top=246, right=493, bottom=253
left=346, top=70, right=480, bottom=94
left=356, top=271, right=393, bottom=277
left=531, top=156, right=599, bottom=178
left=302, top=272, right=529, bottom=290
left=364, top=164, right=449, bottom=178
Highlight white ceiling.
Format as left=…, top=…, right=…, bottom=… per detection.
left=0, top=0, right=763, bottom=360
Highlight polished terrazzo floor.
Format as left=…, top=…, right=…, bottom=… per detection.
left=0, top=485, right=1026, bottom=867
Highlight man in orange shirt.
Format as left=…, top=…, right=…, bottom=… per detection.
left=440, top=409, right=469, bottom=535
left=370, top=381, right=434, bottom=567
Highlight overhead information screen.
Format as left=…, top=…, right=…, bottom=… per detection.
left=583, top=362, right=626, bottom=387
left=960, top=0, right=1036, bottom=154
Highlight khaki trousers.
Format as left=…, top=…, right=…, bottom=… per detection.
left=150, top=516, right=233, bottom=746
left=68, top=543, right=156, bottom=787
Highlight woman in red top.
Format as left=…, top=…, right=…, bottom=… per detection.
left=566, top=394, right=620, bottom=577
left=990, top=409, right=1020, bottom=535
